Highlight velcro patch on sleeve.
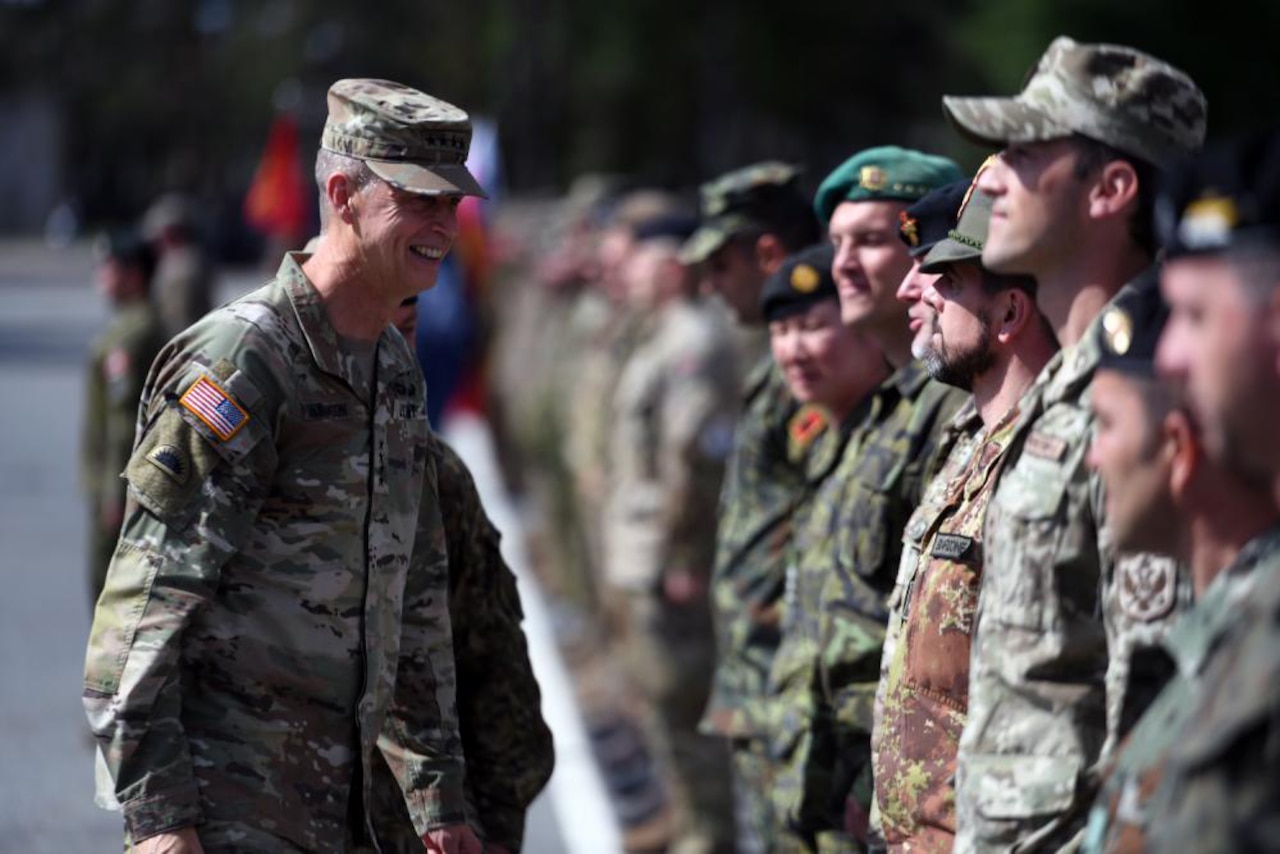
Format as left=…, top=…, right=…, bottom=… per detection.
left=180, top=375, right=250, bottom=441
left=125, top=408, right=223, bottom=526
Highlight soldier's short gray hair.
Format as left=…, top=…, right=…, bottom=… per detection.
left=314, top=149, right=377, bottom=230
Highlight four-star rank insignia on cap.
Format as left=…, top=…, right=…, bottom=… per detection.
left=791, top=263, right=821, bottom=293
left=180, top=375, right=250, bottom=441
left=1102, top=306, right=1134, bottom=356
left=899, top=210, right=920, bottom=247
left=860, top=165, right=887, bottom=192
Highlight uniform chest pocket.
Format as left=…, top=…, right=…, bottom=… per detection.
left=981, top=459, right=1074, bottom=631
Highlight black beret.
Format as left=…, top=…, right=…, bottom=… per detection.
left=1158, top=128, right=1280, bottom=259
left=1097, top=271, right=1167, bottom=376
left=760, top=243, right=838, bottom=322
left=96, top=229, right=156, bottom=278
left=898, top=180, right=971, bottom=258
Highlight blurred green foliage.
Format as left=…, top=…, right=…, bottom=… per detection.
left=1, top=0, right=1277, bottom=229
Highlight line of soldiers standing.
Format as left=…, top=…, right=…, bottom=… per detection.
left=495, top=34, right=1280, bottom=853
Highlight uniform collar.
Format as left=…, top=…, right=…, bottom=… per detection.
left=1162, top=523, right=1280, bottom=677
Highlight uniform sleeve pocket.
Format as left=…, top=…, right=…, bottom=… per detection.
left=84, top=541, right=164, bottom=695
left=968, top=754, right=1080, bottom=819
left=124, top=408, right=223, bottom=529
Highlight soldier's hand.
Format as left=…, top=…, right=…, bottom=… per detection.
left=134, top=827, right=205, bottom=854
left=421, top=824, right=482, bottom=854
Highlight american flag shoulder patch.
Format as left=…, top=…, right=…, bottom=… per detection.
left=180, top=374, right=250, bottom=441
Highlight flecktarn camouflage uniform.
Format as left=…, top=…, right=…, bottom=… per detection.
left=768, top=362, right=964, bottom=852
left=372, top=434, right=554, bottom=853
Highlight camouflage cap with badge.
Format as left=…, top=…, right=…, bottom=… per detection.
left=322, top=78, right=487, bottom=198
left=678, top=161, right=809, bottom=264
left=942, top=36, right=1207, bottom=167
left=760, top=243, right=838, bottom=322
left=1157, top=128, right=1280, bottom=259
left=814, top=146, right=965, bottom=226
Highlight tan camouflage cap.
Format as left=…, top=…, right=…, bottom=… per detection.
left=942, top=36, right=1207, bottom=166
left=678, top=162, right=804, bottom=264
left=322, top=78, right=486, bottom=198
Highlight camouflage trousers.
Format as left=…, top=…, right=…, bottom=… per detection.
left=730, top=736, right=814, bottom=854
left=616, top=589, right=736, bottom=854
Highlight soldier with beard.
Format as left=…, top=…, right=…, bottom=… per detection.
left=873, top=174, right=1057, bottom=853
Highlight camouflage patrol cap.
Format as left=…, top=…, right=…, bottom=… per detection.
left=1157, top=129, right=1280, bottom=259
left=322, top=78, right=486, bottom=198
left=760, top=243, right=839, bottom=322
left=898, top=180, right=970, bottom=259
left=942, top=36, right=1207, bottom=167
left=678, top=162, right=807, bottom=264
left=920, top=158, right=999, bottom=271
left=1097, top=276, right=1168, bottom=376
left=814, top=146, right=965, bottom=226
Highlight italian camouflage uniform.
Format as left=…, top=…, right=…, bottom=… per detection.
left=372, top=434, right=555, bottom=852
left=84, top=253, right=466, bottom=851
left=604, top=297, right=741, bottom=852
left=81, top=299, right=165, bottom=606
left=1081, top=525, right=1280, bottom=853
left=955, top=283, right=1190, bottom=852
left=872, top=399, right=1023, bottom=853
left=769, top=361, right=965, bottom=851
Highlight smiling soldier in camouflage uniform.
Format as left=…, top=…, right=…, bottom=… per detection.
left=682, top=163, right=822, bottom=850
left=766, top=149, right=967, bottom=853
left=84, top=79, right=486, bottom=854
left=872, top=175, right=1057, bottom=854
left=940, top=38, right=1206, bottom=850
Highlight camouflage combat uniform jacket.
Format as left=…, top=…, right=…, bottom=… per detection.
left=955, top=286, right=1189, bottom=853
left=768, top=361, right=964, bottom=847
left=872, top=400, right=1023, bottom=853
left=1082, top=526, right=1280, bottom=854
left=701, top=355, right=805, bottom=739
left=84, top=254, right=465, bottom=851
left=373, top=435, right=554, bottom=853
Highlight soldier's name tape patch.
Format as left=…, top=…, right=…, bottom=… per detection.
left=180, top=375, right=250, bottom=441
left=146, top=443, right=190, bottom=485
left=931, top=533, right=974, bottom=561
left=304, top=401, right=352, bottom=420
left=1024, top=431, right=1068, bottom=462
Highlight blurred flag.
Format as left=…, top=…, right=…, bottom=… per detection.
left=243, top=112, right=309, bottom=242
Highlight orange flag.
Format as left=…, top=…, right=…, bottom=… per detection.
left=243, top=112, right=309, bottom=241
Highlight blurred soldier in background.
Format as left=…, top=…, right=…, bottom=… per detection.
left=141, top=193, right=215, bottom=339
left=1128, top=130, right=1280, bottom=852
left=80, top=229, right=165, bottom=608
left=1082, top=276, right=1278, bottom=853
left=768, top=148, right=966, bottom=852
left=372, top=295, right=555, bottom=854
left=603, top=215, right=741, bottom=854
left=940, top=36, right=1206, bottom=849
left=566, top=189, right=682, bottom=608
left=680, top=163, right=820, bottom=852
left=872, top=177, right=1054, bottom=853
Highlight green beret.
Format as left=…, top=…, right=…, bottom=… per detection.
left=814, top=146, right=965, bottom=225
left=760, top=244, right=838, bottom=322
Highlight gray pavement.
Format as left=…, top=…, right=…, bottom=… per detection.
left=0, top=242, right=591, bottom=853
